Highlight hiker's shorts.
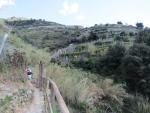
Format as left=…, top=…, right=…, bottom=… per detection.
left=28, top=74, right=32, bottom=80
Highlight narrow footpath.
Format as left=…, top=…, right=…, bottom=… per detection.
left=17, top=82, right=44, bottom=113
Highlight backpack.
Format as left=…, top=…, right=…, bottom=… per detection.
left=27, top=71, right=32, bottom=75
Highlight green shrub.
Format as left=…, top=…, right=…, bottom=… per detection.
left=123, top=95, right=150, bottom=113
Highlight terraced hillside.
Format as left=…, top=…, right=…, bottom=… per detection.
left=1, top=18, right=150, bottom=113
left=6, top=19, right=138, bottom=51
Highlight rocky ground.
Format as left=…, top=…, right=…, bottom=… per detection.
left=0, top=79, right=44, bottom=113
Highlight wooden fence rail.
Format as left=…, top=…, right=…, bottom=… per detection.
left=38, top=61, right=70, bottom=113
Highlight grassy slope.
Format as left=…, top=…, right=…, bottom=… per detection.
left=8, top=34, right=50, bottom=64
left=0, top=19, right=7, bottom=34
left=7, top=20, right=138, bottom=53
left=7, top=19, right=83, bottom=51
left=5, top=33, right=51, bottom=79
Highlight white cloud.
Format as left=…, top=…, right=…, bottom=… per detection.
left=59, top=1, right=86, bottom=23
left=76, top=15, right=86, bottom=21
left=59, top=1, right=79, bottom=16
left=0, top=0, right=15, bottom=8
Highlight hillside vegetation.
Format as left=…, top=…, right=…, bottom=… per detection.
left=1, top=19, right=150, bottom=113
left=0, top=19, right=7, bottom=34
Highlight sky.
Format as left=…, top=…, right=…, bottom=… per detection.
left=0, top=0, right=150, bottom=27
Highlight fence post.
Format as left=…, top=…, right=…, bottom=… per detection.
left=49, top=82, right=55, bottom=110
left=39, top=61, right=44, bottom=90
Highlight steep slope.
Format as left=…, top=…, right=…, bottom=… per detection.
left=0, top=26, right=48, bottom=113
left=6, top=19, right=83, bottom=51
left=6, top=19, right=139, bottom=52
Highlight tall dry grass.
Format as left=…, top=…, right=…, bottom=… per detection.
left=8, top=34, right=50, bottom=65
left=0, top=34, right=50, bottom=81
left=45, top=64, right=127, bottom=112
left=123, top=95, right=150, bottom=113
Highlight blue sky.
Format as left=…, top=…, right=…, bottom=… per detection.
left=0, top=0, right=150, bottom=27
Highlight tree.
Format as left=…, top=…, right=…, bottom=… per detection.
left=135, top=28, right=150, bottom=46
left=121, top=55, right=143, bottom=91
left=88, top=32, right=99, bottom=41
left=129, top=44, right=150, bottom=65
left=136, top=22, right=144, bottom=29
left=115, top=36, right=122, bottom=41
left=129, top=32, right=134, bottom=36
left=140, top=64, right=150, bottom=95
left=106, top=43, right=126, bottom=64
left=117, top=21, right=123, bottom=25
left=97, top=43, right=126, bottom=74
left=120, top=31, right=126, bottom=36
left=120, top=43, right=150, bottom=96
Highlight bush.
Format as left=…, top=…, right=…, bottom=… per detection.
left=123, top=95, right=150, bottom=113
left=129, top=44, right=150, bottom=65
left=120, top=55, right=143, bottom=91
left=97, top=43, right=126, bottom=74
left=129, top=32, right=134, bottom=36
left=135, top=28, right=150, bottom=46
left=117, top=21, right=123, bottom=25
left=136, top=22, right=144, bottom=29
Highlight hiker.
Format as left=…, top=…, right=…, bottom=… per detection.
left=25, top=66, right=33, bottom=81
